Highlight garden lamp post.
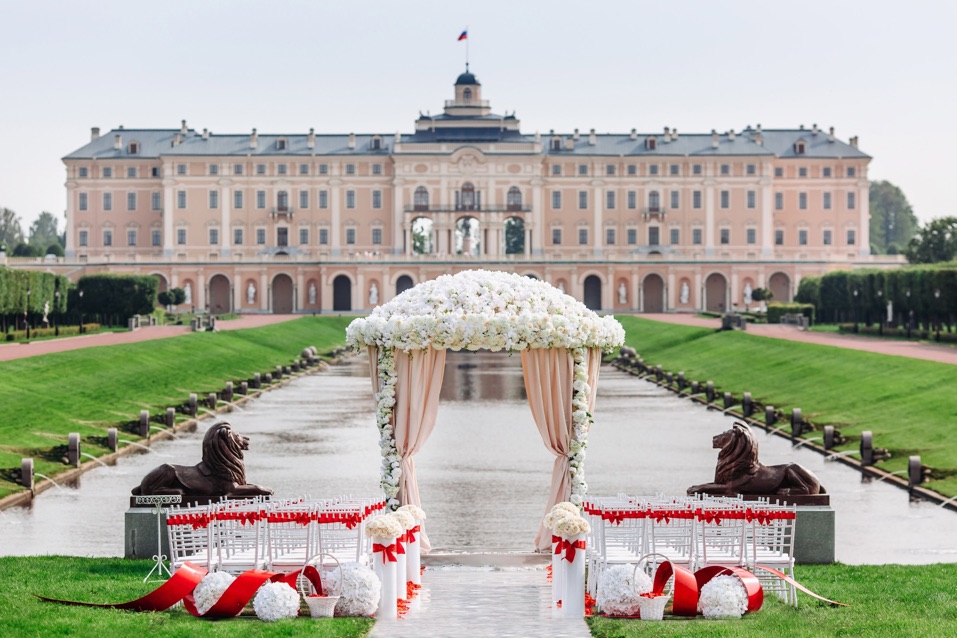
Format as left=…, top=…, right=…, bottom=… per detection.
left=54, top=290, right=60, bottom=337
left=25, top=288, right=31, bottom=340
left=853, top=288, right=859, bottom=333
left=935, top=289, right=941, bottom=342
left=877, top=289, right=884, bottom=336
left=906, top=289, right=912, bottom=339
left=78, top=289, right=84, bottom=334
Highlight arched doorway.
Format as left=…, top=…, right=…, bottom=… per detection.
left=643, top=274, right=664, bottom=313
left=153, top=273, right=168, bottom=294
left=583, top=275, right=602, bottom=310
left=504, top=216, right=525, bottom=254
left=705, top=273, right=728, bottom=313
left=208, top=274, right=231, bottom=314
left=455, top=216, right=481, bottom=256
left=272, top=274, right=294, bottom=314
left=769, top=272, right=792, bottom=302
left=396, top=275, right=414, bottom=296
left=333, top=275, right=352, bottom=311
left=411, top=217, right=433, bottom=254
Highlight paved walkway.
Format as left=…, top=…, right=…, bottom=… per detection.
left=0, top=314, right=300, bottom=362
left=642, top=313, right=957, bottom=366
left=369, top=564, right=589, bottom=638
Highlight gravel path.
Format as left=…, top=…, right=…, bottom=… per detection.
left=640, top=313, right=957, bottom=365
left=0, top=314, right=301, bottom=362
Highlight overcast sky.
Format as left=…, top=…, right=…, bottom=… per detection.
left=1, top=0, right=955, bottom=234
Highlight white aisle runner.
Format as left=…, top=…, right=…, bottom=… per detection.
left=368, top=565, right=590, bottom=638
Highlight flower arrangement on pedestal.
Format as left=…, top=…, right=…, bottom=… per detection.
left=569, top=348, right=592, bottom=507
left=698, top=575, right=749, bottom=619
left=366, top=513, right=404, bottom=540
left=373, top=348, right=400, bottom=509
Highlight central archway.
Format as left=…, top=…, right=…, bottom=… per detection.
left=208, top=274, right=231, bottom=314
left=347, top=270, right=624, bottom=552
left=271, top=274, right=293, bottom=313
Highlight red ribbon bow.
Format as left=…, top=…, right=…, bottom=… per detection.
left=560, top=538, right=586, bottom=563
left=373, top=542, right=398, bottom=563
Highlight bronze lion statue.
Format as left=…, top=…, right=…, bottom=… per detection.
left=132, top=421, right=273, bottom=499
left=687, top=422, right=825, bottom=496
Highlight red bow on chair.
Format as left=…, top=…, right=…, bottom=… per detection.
left=373, top=542, right=398, bottom=563
left=559, top=538, right=586, bottom=562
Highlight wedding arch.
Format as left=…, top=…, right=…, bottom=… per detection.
left=346, top=269, right=625, bottom=552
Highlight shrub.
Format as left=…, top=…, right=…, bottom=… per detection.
left=767, top=302, right=815, bottom=325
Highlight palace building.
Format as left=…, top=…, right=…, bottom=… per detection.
left=52, top=68, right=896, bottom=314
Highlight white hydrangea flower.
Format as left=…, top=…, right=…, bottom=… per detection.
left=699, top=575, right=748, bottom=619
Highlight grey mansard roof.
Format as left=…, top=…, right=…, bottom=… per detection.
left=64, top=126, right=869, bottom=160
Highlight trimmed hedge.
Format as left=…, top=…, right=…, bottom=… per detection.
left=766, top=302, right=815, bottom=324
left=73, top=274, right=158, bottom=321
left=4, top=323, right=101, bottom=341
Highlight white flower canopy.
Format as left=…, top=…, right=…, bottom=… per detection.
left=346, top=269, right=625, bottom=352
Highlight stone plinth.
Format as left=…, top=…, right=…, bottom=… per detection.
left=124, top=507, right=170, bottom=559
left=793, top=505, right=835, bottom=564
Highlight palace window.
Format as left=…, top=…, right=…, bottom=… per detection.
left=209, top=228, right=219, bottom=245
left=127, top=230, right=137, bottom=247
left=551, top=164, right=561, bottom=176
left=847, top=192, right=856, bottom=209
left=799, top=192, right=807, bottom=210
left=578, top=164, right=587, bottom=176
left=372, top=163, right=383, bottom=175
left=847, top=229, right=856, bottom=245
left=177, top=228, right=187, bottom=245
left=127, top=167, right=137, bottom=178
left=551, top=191, right=561, bottom=209
left=127, top=192, right=136, bottom=211
left=234, top=190, right=244, bottom=209
left=721, top=164, right=730, bottom=175
left=649, top=164, right=659, bottom=175
left=552, top=228, right=562, bottom=245
left=649, top=227, right=660, bottom=245
left=606, top=228, right=616, bottom=245
left=578, top=191, right=587, bottom=209
left=458, top=182, right=477, bottom=210
left=693, top=228, right=702, bottom=245
left=823, top=167, right=832, bottom=177
left=414, top=186, right=429, bottom=210
left=177, top=190, right=186, bottom=209
left=151, top=229, right=161, bottom=246
left=823, top=229, right=832, bottom=245
left=152, top=192, right=161, bottom=210
left=256, top=228, right=266, bottom=245
left=693, top=191, right=702, bottom=209
left=670, top=164, right=679, bottom=176
left=300, top=190, right=309, bottom=209
left=234, top=228, right=243, bottom=245
left=372, top=228, right=383, bottom=244
left=720, top=228, right=730, bottom=244
left=720, top=190, right=729, bottom=209
left=373, top=190, right=382, bottom=208
left=799, top=229, right=808, bottom=245
left=346, top=190, right=356, bottom=209
left=823, top=192, right=831, bottom=209
left=670, top=228, right=680, bottom=245
left=627, top=191, right=637, bottom=209
left=606, top=191, right=616, bottom=209
left=104, top=167, right=113, bottom=178
left=79, top=167, right=88, bottom=178
left=103, top=192, right=113, bottom=211
left=627, top=165, right=637, bottom=175
left=78, top=230, right=88, bottom=246
left=747, top=228, right=756, bottom=244
left=300, top=228, right=309, bottom=245
left=176, top=164, right=185, bottom=175
left=578, top=228, right=588, bottom=245
left=277, top=164, right=287, bottom=175
left=693, top=164, right=702, bottom=175
left=747, top=190, right=756, bottom=209
left=775, top=229, right=784, bottom=245
left=606, top=164, right=615, bottom=176
left=670, top=190, right=679, bottom=209
left=346, top=228, right=356, bottom=244
left=648, top=191, right=660, bottom=211
left=277, top=191, right=289, bottom=211
left=209, top=190, right=219, bottom=209
left=257, top=190, right=266, bottom=209
left=847, top=167, right=857, bottom=177
left=346, top=164, right=356, bottom=175
left=300, top=163, right=309, bottom=175
left=628, top=228, right=638, bottom=245
left=103, top=230, right=113, bottom=246
left=319, top=190, right=329, bottom=209
left=319, top=228, right=329, bottom=244
left=209, top=164, right=218, bottom=176
left=775, top=192, right=783, bottom=210
left=747, top=164, right=756, bottom=175
left=799, top=167, right=807, bottom=177
left=234, top=164, right=244, bottom=175
left=507, top=186, right=523, bottom=210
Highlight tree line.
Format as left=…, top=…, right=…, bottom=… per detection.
left=0, top=208, right=65, bottom=257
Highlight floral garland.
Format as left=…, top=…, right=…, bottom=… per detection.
left=569, top=347, right=591, bottom=507
left=346, top=270, right=625, bottom=353
left=374, top=348, right=401, bottom=509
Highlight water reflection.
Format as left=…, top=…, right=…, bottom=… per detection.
left=2, top=351, right=955, bottom=565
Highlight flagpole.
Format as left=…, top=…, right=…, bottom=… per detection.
left=466, top=25, right=469, bottom=71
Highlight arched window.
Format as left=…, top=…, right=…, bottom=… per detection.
left=507, top=187, right=523, bottom=211
left=277, top=191, right=289, bottom=211
left=463, top=88, right=472, bottom=103
left=458, top=182, right=477, bottom=211
left=414, top=186, right=429, bottom=211
left=276, top=137, right=287, bottom=150
left=648, top=191, right=660, bottom=212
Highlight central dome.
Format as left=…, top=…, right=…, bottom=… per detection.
left=455, top=70, right=480, bottom=86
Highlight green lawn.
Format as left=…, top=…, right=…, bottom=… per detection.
left=615, top=316, right=957, bottom=498
left=0, top=316, right=355, bottom=500
left=588, top=563, right=957, bottom=637
left=0, top=556, right=373, bottom=637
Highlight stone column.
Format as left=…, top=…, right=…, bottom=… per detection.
left=704, top=177, right=715, bottom=256
left=525, top=226, right=532, bottom=257
left=162, top=169, right=175, bottom=256
left=196, top=270, right=206, bottom=312
left=220, top=174, right=231, bottom=256
left=259, top=270, right=268, bottom=312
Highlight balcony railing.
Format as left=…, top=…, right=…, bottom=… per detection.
left=402, top=204, right=532, bottom=214
left=270, top=207, right=295, bottom=220
left=641, top=207, right=667, bottom=220
left=443, top=99, right=490, bottom=109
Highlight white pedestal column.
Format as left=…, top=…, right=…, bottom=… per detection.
left=560, top=533, right=586, bottom=617
left=372, top=535, right=398, bottom=619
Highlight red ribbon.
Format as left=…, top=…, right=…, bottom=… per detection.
left=406, top=526, right=420, bottom=544
left=373, top=542, right=398, bottom=564
left=214, top=510, right=260, bottom=525
left=166, top=513, right=211, bottom=529
left=560, top=539, right=586, bottom=563
left=395, top=537, right=406, bottom=555
left=35, top=562, right=325, bottom=619
left=551, top=534, right=561, bottom=547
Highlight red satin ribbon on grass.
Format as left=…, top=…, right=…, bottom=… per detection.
left=36, top=562, right=324, bottom=619
left=755, top=565, right=848, bottom=606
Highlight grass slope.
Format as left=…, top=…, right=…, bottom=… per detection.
left=0, top=556, right=373, bottom=637
left=615, top=316, right=957, bottom=497
left=588, top=563, right=957, bottom=637
left=0, top=316, right=355, bottom=500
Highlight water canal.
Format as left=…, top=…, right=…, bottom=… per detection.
left=2, top=352, right=954, bottom=564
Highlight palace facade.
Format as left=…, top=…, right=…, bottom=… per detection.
left=50, top=69, right=898, bottom=314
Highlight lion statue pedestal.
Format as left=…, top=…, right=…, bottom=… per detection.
left=125, top=422, right=273, bottom=559
left=687, top=422, right=829, bottom=506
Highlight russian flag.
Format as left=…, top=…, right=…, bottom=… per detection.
left=457, top=30, right=468, bottom=41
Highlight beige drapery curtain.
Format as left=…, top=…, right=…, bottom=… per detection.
left=521, top=347, right=575, bottom=552
left=522, top=346, right=603, bottom=552
left=392, top=347, right=446, bottom=553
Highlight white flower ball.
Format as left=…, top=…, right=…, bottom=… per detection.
left=326, top=563, right=381, bottom=617
left=597, top=565, right=652, bottom=616
left=192, top=571, right=235, bottom=615
left=699, top=575, right=748, bottom=619
left=252, top=581, right=300, bottom=622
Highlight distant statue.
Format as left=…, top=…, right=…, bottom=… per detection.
left=247, top=282, right=256, bottom=305
left=887, top=301, right=893, bottom=324
left=743, top=283, right=753, bottom=306
left=557, top=282, right=566, bottom=293
left=183, top=282, right=192, bottom=306
left=687, top=422, right=826, bottom=497
left=618, top=282, right=627, bottom=304
left=42, top=301, right=50, bottom=325
left=369, top=283, right=379, bottom=306
left=680, top=281, right=690, bottom=305
left=308, top=282, right=317, bottom=305
left=132, top=422, right=273, bottom=499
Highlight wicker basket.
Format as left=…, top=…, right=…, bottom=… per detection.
left=637, top=595, right=668, bottom=621
left=300, top=554, right=342, bottom=619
